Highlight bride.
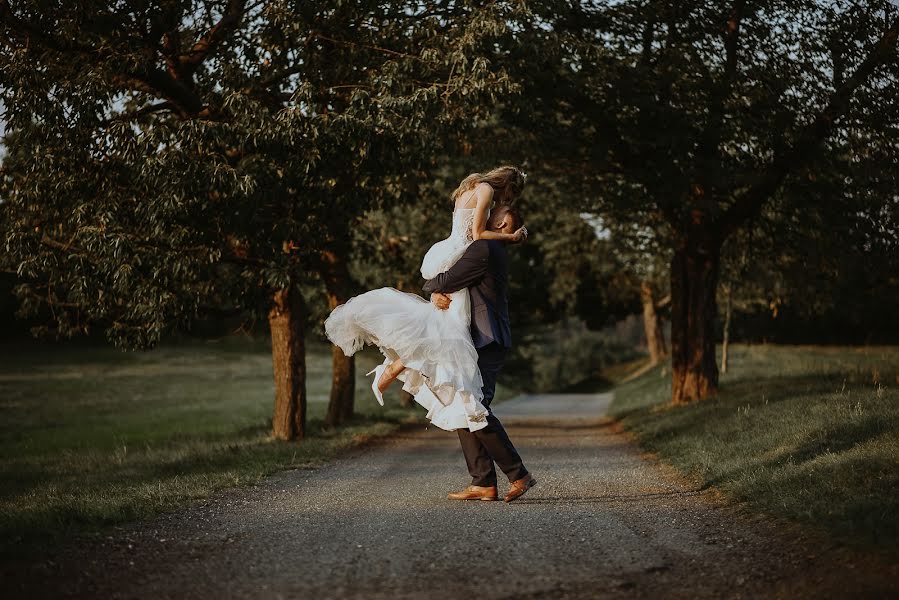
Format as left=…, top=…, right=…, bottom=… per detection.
left=324, top=166, right=527, bottom=432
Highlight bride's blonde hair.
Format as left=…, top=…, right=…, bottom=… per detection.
left=451, top=165, right=526, bottom=205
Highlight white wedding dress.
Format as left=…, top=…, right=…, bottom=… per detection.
left=324, top=207, right=489, bottom=432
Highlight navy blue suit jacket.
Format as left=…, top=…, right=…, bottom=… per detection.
left=422, top=239, right=512, bottom=349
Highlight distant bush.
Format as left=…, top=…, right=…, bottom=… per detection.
left=503, top=318, right=641, bottom=393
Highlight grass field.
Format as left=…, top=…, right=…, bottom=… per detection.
left=609, top=344, right=899, bottom=555
left=0, top=336, right=518, bottom=558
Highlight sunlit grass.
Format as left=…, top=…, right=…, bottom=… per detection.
left=609, top=344, right=899, bottom=554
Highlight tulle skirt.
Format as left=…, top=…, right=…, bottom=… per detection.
left=324, top=287, right=489, bottom=431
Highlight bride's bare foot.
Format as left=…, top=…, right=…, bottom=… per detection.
left=377, top=359, right=405, bottom=392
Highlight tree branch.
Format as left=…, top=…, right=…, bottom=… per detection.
left=179, top=0, right=245, bottom=76
left=311, top=32, right=423, bottom=61
left=647, top=3, right=690, bottom=229
left=107, top=68, right=210, bottom=118
left=20, top=286, right=83, bottom=310
left=655, top=294, right=672, bottom=311
left=256, top=64, right=305, bottom=89
left=40, top=234, right=85, bottom=256
left=0, top=0, right=92, bottom=54
left=693, top=0, right=745, bottom=190
left=830, top=31, right=845, bottom=88
left=722, top=0, right=744, bottom=83
left=0, top=1, right=212, bottom=119
left=101, top=101, right=174, bottom=126
left=640, top=9, right=656, bottom=66
left=718, top=14, right=899, bottom=237
left=134, top=67, right=210, bottom=117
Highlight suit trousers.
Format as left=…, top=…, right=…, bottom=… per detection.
left=457, top=342, right=528, bottom=487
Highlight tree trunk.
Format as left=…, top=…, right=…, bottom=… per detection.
left=327, top=342, right=355, bottom=425
left=640, top=280, right=666, bottom=365
left=670, top=235, right=721, bottom=404
left=721, top=283, right=733, bottom=374
left=269, top=287, right=306, bottom=441
left=321, top=248, right=355, bottom=426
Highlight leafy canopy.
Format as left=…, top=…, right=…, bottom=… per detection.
left=0, top=1, right=524, bottom=347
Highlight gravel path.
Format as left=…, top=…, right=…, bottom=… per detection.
left=8, top=393, right=897, bottom=599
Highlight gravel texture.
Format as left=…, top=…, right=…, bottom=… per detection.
left=5, top=393, right=897, bottom=599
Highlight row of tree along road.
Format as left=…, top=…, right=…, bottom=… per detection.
left=1, top=1, right=897, bottom=439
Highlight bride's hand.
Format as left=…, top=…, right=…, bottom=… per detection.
left=511, top=226, right=529, bottom=242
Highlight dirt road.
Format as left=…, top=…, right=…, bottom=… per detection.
left=8, top=393, right=896, bottom=599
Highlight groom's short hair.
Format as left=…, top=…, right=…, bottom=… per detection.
left=489, top=204, right=522, bottom=230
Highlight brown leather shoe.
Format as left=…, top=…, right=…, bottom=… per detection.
left=447, top=485, right=498, bottom=501
left=504, top=474, right=536, bottom=503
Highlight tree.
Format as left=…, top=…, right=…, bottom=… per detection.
left=0, top=1, right=521, bottom=438
left=505, top=0, right=899, bottom=402
left=590, top=215, right=672, bottom=365
left=717, top=160, right=899, bottom=349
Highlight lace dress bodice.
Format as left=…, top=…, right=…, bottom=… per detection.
left=421, top=207, right=477, bottom=279
left=450, top=207, right=476, bottom=243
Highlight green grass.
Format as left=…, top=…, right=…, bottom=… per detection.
left=0, top=336, right=519, bottom=558
left=609, top=344, right=899, bottom=554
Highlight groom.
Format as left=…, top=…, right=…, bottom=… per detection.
left=422, top=204, right=536, bottom=503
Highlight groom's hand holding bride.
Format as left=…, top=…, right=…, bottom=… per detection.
left=430, top=293, right=452, bottom=310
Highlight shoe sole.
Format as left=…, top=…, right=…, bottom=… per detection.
left=447, top=496, right=498, bottom=501
left=504, top=478, right=537, bottom=503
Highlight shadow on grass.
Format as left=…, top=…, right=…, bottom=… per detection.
left=697, top=411, right=897, bottom=491
left=610, top=345, right=899, bottom=556
left=720, top=370, right=852, bottom=401
left=0, top=414, right=416, bottom=561
left=785, top=414, right=897, bottom=465
left=614, top=371, right=869, bottom=441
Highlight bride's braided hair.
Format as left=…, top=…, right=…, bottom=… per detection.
left=451, top=165, right=526, bottom=206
